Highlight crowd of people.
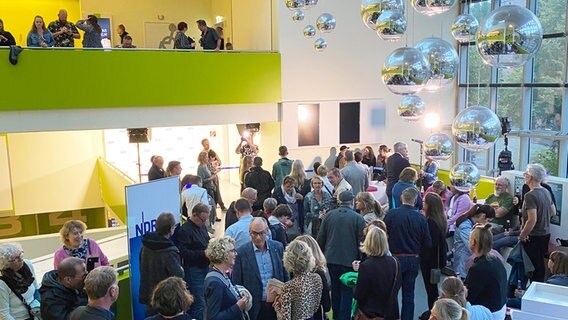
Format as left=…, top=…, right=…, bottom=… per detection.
left=0, top=138, right=565, bottom=320
left=0, top=9, right=231, bottom=50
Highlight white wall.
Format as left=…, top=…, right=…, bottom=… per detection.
left=277, top=1, right=459, bottom=170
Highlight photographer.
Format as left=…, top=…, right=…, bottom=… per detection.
left=235, top=132, right=258, bottom=158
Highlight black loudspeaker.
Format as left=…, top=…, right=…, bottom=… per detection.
left=127, top=128, right=151, bottom=143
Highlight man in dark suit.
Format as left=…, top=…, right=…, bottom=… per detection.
left=384, top=188, right=432, bottom=320
left=245, top=157, right=275, bottom=211
left=386, top=142, right=410, bottom=207
left=232, top=217, right=288, bottom=320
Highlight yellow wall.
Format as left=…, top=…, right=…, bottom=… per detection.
left=232, top=0, right=272, bottom=50
left=0, top=136, right=13, bottom=213
left=80, top=0, right=213, bottom=47
left=6, top=130, right=105, bottom=215
left=211, top=0, right=232, bottom=43
left=0, top=0, right=81, bottom=46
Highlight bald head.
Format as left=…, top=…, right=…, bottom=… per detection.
left=58, top=9, right=68, bottom=22
left=249, top=217, right=269, bottom=249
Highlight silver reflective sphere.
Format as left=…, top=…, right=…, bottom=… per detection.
left=303, top=25, right=316, bottom=37
left=414, top=37, right=459, bottom=92
left=381, top=47, right=431, bottom=95
left=449, top=162, right=480, bottom=192
left=361, top=0, right=405, bottom=30
left=426, top=0, right=457, bottom=15
left=424, top=132, right=453, bottom=161
left=452, top=106, right=502, bottom=152
left=314, top=38, right=327, bottom=51
left=451, top=14, right=479, bottom=43
left=411, top=0, right=434, bottom=16
left=285, top=0, right=304, bottom=10
left=376, top=10, right=407, bottom=42
left=292, top=10, right=305, bottom=21
left=316, top=13, right=336, bottom=33
left=304, top=0, right=318, bottom=9
left=477, top=5, right=543, bottom=68
left=397, top=95, right=425, bottom=121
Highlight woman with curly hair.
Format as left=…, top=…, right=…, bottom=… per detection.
left=204, top=237, right=249, bottom=320
left=272, top=240, right=322, bottom=320
left=53, top=220, right=109, bottom=270
left=146, top=276, right=194, bottom=320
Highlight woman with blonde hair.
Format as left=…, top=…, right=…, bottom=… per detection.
left=53, top=220, right=109, bottom=270
left=429, top=299, right=469, bottom=320
left=305, top=175, right=332, bottom=237
left=166, top=161, right=182, bottom=177
left=197, top=151, right=217, bottom=200
left=239, top=155, right=253, bottom=192
left=27, top=15, right=54, bottom=47
left=272, top=240, right=322, bottom=320
left=440, top=277, right=491, bottom=320
left=290, top=160, right=310, bottom=233
left=465, top=224, right=507, bottom=320
left=354, top=227, right=400, bottom=320
left=146, top=276, right=194, bottom=320
left=355, top=192, right=384, bottom=223
left=295, top=235, right=331, bottom=320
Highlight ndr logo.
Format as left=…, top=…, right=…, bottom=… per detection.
left=135, top=211, right=156, bottom=237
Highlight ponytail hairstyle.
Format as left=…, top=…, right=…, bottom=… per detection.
left=455, top=204, right=495, bottom=228
left=432, top=298, right=470, bottom=320
left=441, top=277, right=467, bottom=307
left=470, top=223, right=493, bottom=257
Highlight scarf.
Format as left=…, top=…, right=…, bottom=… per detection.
left=63, top=238, right=89, bottom=260
left=282, top=185, right=297, bottom=204
left=1, top=261, right=34, bottom=294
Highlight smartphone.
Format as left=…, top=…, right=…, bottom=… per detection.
left=86, top=256, right=100, bottom=272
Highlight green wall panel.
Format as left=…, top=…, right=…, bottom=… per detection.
left=0, top=49, right=281, bottom=110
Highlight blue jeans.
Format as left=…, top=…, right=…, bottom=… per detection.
left=327, top=263, right=353, bottom=320
left=186, top=266, right=208, bottom=320
left=398, top=256, right=420, bottom=320
left=492, top=231, right=520, bottom=251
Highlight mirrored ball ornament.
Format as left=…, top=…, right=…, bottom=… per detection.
left=424, top=132, right=453, bottom=161
left=451, top=14, right=479, bottom=43
left=414, top=37, right=459, bottom=92
left=314, top=38, right=327, bottom=51
left=397, top=95, right=425, bottom=121
left=449, top=162, right=480, bottom=192
left=381, top=47, right=431, bottom=95
left=410, top=0, right=433, bottom=16
left=303, top=25, right=316, bottom=37
left=452, top=106, right=502, bottom=152
left=316, top=13, right=336, bottom=33
left=285, top=0, right=304, bottom=10
left=425, top=0, right=456, bottom=15
left=476, top=5, right=543, bottom=68
left=304, top=0, right=318, bottom=9
left=292, top=10, right=305, bottom=21
left=376, top=10, right=407, bottom=41
left=361, top=0, right=405, bottom=30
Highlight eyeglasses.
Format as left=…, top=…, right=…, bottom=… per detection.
left=9, top=253, right=24, bottom=262
left=250, top=231, right=267, bottom=238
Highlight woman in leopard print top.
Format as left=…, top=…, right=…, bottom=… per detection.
left=273, top=240, right=322, bottom=320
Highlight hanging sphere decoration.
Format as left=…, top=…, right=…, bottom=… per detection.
left=292, top=10, right=305, bottom=21
left=316, top=13, right=336, bottom=33
left=476, top=5, right=543, bottom=68
left=397, top=95, right=426, bottom=121
left=451, top=14, right=479, bottom=43
left=361, top=0, right=405, bottom=30
left=303, top=25, right=316, bottom=37
left=449, top=162, right=480, bottom=192
left=414, top=37, right=459, bottom=92
left=425, top=0, right=457, bottom=15
left=452, top=106, right=502, bottom=152
left=376, top=10, right=407, bottom=42
left=424, top=132, right=453, bottom=161
left=314, top=38, right=327, bottom=51
left=285, top=0, right=305, bottom=10
left=381, top=47, right=431, bottom=95
left=304, top=0, right=318, bottom=9
left=410, top=0, right=434, bottom=16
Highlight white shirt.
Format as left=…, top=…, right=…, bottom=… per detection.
left=181, top=185, right=209, bottom=213
left=0, top=260, right=40, bottom=320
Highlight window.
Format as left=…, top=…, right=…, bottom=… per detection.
left=459, top=0, right=567, bottom=177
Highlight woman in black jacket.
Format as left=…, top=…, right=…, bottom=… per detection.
left=0, top=19, right=16, bottom=46
left=419, top=193, right=448, bottom=309
left=354, top=227, right=401, bottom=320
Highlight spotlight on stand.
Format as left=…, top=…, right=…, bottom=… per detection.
left=497, top=117, right=514, bottom=174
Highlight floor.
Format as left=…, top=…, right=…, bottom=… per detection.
left=214, top=179, right=436, bottom=319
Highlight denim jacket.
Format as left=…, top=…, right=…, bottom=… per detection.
left=27, top=31, right=55, bottom=47
left=454, top=218, right=474, bottom=277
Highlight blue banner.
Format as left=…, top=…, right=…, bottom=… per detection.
left=98, top=18, right=112, bottom=48
left=125, top=177, right=180, bottom=320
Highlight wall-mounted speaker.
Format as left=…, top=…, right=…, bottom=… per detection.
left=127, top=128, right=152, bottom=143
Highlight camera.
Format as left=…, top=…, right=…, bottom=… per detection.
left=497, top=117, right=514, bottom=174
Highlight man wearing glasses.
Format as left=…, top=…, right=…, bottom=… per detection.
left=69, top=266, right=119, bottom=320
left=40, top=257, right=88, bottom=320
left=486, top=176, right=515, bottom=232
left=232, top=218, right=288, bottom=320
